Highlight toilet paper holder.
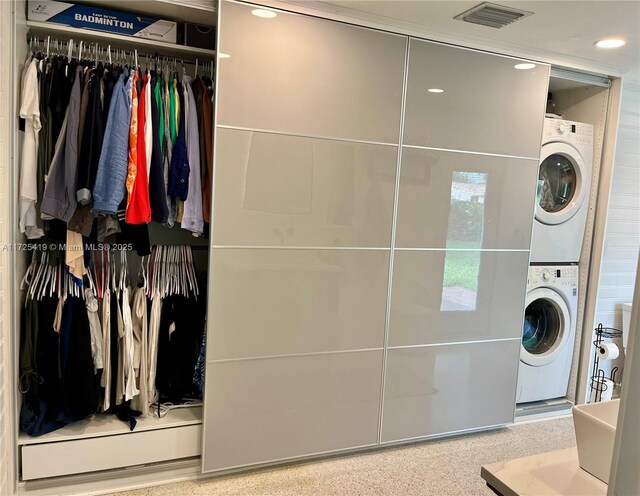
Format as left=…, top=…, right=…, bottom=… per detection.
left=590, top=323, right=622, bottom=402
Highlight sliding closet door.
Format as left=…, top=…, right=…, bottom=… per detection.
left=381, top=39, right=549, bottom=443
left=202, top=0, right=406, bottom=472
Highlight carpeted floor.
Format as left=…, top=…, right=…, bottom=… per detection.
left=109, top=416, right=576, bottom=496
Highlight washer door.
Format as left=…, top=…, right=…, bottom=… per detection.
left=535, top=142, right=586, bottom=226
left=521, top=287, right=571, bottom=367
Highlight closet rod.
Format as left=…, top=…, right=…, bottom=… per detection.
left=26, top=33, right=214, bottom=65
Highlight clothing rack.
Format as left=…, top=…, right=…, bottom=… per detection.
left=590, top=323, right=622, bottom=402
left=26, top=33, right=214, bottom=73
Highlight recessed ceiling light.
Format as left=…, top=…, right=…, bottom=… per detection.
left=595, top=38, right=625, bottom=48
left=219, top=53, right=231, bottom=59
left=428, top=88, right=444, bottom=93
left=514, top=63, right=536, bottom=70
left=252, top=9, right=277, bottom=18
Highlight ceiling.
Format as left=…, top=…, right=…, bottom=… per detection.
left=293, top=1, right=640, bottom=82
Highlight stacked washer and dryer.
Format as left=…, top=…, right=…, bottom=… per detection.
left=516, top=117, right=594, bottom=404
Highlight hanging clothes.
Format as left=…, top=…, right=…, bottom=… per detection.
left=193, top=324, right=206, bottom=395
left=92, top=69, right=132, bottom=215
left=149, top=70, right=169, bottom=223
left=130, top=286, right=149, bottom=416
left=156, top=294, right=205, bottom=403
left=101, top=288, right=112, bottom=412
left=121, top=285, right=139, bottom=401
left=147, top=295, right=162, bottom=405
left=163, top=72, right=176, bottom=227
left=40, top=99, right=69, bottom=222
left=181, top=75, right=203, bottom=236
left=196, top=76, right=214, bottom=224
left=19, top=57, right=45, bottom=239
left=126, top=70, right=151, bottom=224
left=40, top=64, right=82, bottom=223
left=19, top=296, right=67, bottom=436
left=60, top=296, right=100, bottom=422
left=76, top=64, right=105, bottom=206
left=168, top=77, right=189, bottom=202
left=84, top=288, right=103, bottom=373
left=125, top=68, right=140, bottom=220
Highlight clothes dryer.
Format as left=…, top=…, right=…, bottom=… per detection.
left=517, top=264, right=578, bottom=403
left=530, top=118, right=593, bottom=263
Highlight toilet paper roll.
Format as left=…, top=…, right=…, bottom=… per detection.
left=591, top=377, right=614, bottom=401
left=598, top=342, right=620, bottom=360
left=600, top=378, right=614, bottom=401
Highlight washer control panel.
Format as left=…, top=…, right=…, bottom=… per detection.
left=529, top=265, right=578, bottom=287
left=544, top=118, right=593, bottom=146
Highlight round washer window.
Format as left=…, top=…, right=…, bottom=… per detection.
left=537, top=154, right=577, bottom=214
left=522, top=299, right=563, bottom=355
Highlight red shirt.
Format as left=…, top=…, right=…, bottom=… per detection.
left=126, top=72, right=151, bottom=224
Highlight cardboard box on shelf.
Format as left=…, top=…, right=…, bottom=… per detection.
left=28, top=1, right=178, bottom=43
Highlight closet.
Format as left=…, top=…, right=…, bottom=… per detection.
left=7, top=0, right=622, bottom=493
left=11, top=0, right=217, bottom=487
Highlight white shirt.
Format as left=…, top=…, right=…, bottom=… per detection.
left=19, top=58, right=44, bottom=239
left=101, top=290, right=112, bottom=412
left=84, top=288, right=103, bottom=373
left=122, top=286, right=140, bottom=401
left=130, top=287, right=149, bottom=416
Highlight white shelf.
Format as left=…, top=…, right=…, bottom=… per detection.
left=26, top=21, right=216, bottom=60
left=18, top=405, right=203, bottom=446
left=79, top=0, right=216, bottom=26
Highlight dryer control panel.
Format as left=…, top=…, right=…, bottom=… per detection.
left=543, top=118, right=593, bottom=146
left=528, top=265, right=578, bottom=287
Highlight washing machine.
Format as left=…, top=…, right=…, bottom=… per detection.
left=530, top=118, right=593, bottom=264
left=516, top=264, right=578, bottom=403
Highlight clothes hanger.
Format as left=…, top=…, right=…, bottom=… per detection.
left=28, top=252, right=44, bottom=301
left=86, top=265, right=96, bottom=297
left=136, top=255, right=147, bottom=290
left=65, top=39, right=73, bottom=76
left=158, top=246, right=169, bottom=298
left=145, top=249, right=153, bottom=298
left=56, top=263, right=61, bottom=299
left=165, top=246, right=173, bottom=297
left=188, top=246, right=199, bottom=298
left=176, top=247, right=184, bottom=296
left=20, top=252, right=37, bottom=292
left=49, top=262, right=57, bottom=298
left=170, top=246, right=177, bottom=296
left=31, top=252, right=46, bottom=301
left=175, top=246, right=182, bottom=296
left=41, top=264, right=53, bottom=300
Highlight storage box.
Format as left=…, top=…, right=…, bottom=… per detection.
left=184, top=22, right=215, bottom=50
left=27, top=1, right=178, bottom=43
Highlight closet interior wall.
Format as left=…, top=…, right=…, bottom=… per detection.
left=1, top=0, right=17, bottom=494
left=12, top=1, right=29, bottom=491
left=547, top=80, right=613, bottom=404
left=202, top=0, right=549, bottom=473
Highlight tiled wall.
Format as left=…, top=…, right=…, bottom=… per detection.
left=202, top=0, right=549, bottom=472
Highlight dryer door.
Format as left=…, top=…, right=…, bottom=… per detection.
left=535, top=142, right=586, bottom=226
left=520, top=287, right=572, bottom=367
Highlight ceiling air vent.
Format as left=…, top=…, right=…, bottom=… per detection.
left=454, top=2, right=533, bottom=29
